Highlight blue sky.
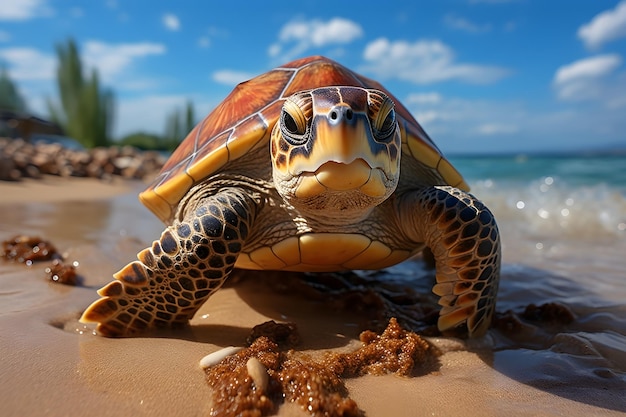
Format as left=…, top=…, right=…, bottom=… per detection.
left=1, top=0, right=626, bottom=154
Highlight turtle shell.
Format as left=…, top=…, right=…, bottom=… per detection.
left=140, top=56, right=468, bottom=223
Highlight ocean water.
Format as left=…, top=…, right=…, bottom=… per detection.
left=446, top=153, right=626, bottom=409
left=450, top=154, right=626, bottom=273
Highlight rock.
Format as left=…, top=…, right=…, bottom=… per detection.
left=0, top=137, right=166, bottom=182
left=0, top=155, right=21, bottom=181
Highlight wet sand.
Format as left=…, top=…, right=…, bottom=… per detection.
left=1, top=177, right=624, bottom=417
left=0, top=175, right=135, bottom=204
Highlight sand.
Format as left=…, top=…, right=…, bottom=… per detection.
left=0, top=176, right=624, bottom=417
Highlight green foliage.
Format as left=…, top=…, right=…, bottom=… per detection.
left=0, top=66, right=27, bottom=112
left=164, top=100, right=195, bottom=150
left=118, top=131, right=168, bottom=151
left=47, top=39, right=114, bottom=148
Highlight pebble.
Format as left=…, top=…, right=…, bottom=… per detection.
left=246, top=357, right=269, bottom=391
left=0, top=137, right=166, bottom=181
left=199, top=346, right=243, bottom=369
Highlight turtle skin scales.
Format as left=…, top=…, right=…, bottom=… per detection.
left=80, top=56, right=501, bottom=338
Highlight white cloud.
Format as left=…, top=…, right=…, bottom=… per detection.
left=402, top=89, right=626, bottom=153
left=403, top=93, right=527, bottom=152
left=412, top=110, right=439, bottom=125
left=196, top=27, right=228, bottom=50
left=0, top=0, right=52, bottom=21
left=578, top=1, right=626, bottom=49
left=82, top=41, right=166, bottom=84
left=269, top=17, right=363, bottom=60
left=0, top=42, right=167, bottom=92
left=408, top=93, right=521, bottom=130
left=553, top=54, right=622, bottom=101
left=162, top=13, right=180, bottom=31
left=198, top=37, right=210, bottom=48
left=362, top=38, right=510, bottom=85
left=0, top=31, right=10, bottom=42
left=475, top=123, right=519, bottom=135
left=267, top=44, right=281, bottom=57
left=0, top=47, right=55, bottom=80
left=211, top=70, right=254, bottom=86
left=554, top=54, right=621, bottom=84
left=406, top=92, right=443, bottom=105
left=444, top=14, right=491, bottom=33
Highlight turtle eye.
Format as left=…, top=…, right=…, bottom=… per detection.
left=280, top=98, right=310, bottom=144
left=368, top=92, right=397, bottom=142
left=283, top=112, right=300, bottom=135
left=377, top=107, right=396, bottom=137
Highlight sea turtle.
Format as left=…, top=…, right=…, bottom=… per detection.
left=80, top=56, right=500, bottom=338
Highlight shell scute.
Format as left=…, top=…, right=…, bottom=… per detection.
left=186, top=133, right=230, bottom=185
left=141, top=55, right=467, bottom=223
left=203, top=69, right=294, bottom=141
left=143, top=70, right=295, bottom=222
left=225, top=100, right=283, bottom=161
left=283, top=61, right=365, bottom=96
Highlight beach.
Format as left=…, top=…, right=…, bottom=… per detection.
left=1, top=157, right=625, bottom=416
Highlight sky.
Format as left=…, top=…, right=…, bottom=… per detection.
left=1, top=0, right=626, bottom=154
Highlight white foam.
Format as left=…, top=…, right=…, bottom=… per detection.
left=472, top=177, right=626, bottom=240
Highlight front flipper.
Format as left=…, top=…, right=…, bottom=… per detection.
left=80, top=189, right=257, bottom=337
left=400, top=186, right=501, bottom=337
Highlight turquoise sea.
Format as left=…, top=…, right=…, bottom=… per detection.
left=450, top=153, right=626, bottom=257
left=447, top=153, right=626, bottom=409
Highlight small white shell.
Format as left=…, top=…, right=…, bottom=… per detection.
left=199, top=346, right=243, bottom=369
left=246, top=357, right=269, bottom=391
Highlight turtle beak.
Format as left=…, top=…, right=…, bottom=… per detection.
left=272, top=86, right=401, bottom=202
left=290, top=107, right=395, bottom=179
left=288, top=107, right=397, bottom=198
left=310, top=105, right=370, bottom=165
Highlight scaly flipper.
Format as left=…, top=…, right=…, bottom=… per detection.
left=400, top=186, right=501, bottom=337
left=80, top=189, right=257, bottom=337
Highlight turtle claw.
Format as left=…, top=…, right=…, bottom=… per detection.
left=97, top=280, right=123, bottom=297
left=402, top=186, right=501, bottom=337
left=112, top=258, right=151, bottom=286
left=80, top=293, right=119, bottom=323
left=80, top=188, right=255, bottom=337
left=80, top=249, right=215, bottom=337
left=80, top=260, right=164, bottom=337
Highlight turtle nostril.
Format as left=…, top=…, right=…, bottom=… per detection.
left=329, top=106, right=353, bottom=123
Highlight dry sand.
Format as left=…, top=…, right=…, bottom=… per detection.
left=0, top=176, right=624, bottom=417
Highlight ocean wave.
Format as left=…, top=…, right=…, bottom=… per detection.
left=472, top=176, right=626, bottom=240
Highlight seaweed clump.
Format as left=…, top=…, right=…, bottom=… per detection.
left=205, top=318, right=435, bottom=417
left=2, top=235, right=61, bottom=264
left=2, top=234, right=81, bottom=286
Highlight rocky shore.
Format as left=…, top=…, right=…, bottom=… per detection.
left=0, top=138, right=166, bottom=181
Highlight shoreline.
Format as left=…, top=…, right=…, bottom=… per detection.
left=0, top=175, right=140, bottom=205
left=1, top=175, right=624, bottom=416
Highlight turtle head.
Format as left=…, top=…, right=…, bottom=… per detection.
left=270, top=86, right=401, bottom=216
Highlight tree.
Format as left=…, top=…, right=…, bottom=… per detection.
left=164, top=100, right=195, bottom=151
left=47, top=39, right=114, bottom=148
left=118, top=131, right=166, bottom=150
left=0, top=66, right=27, bottom=112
